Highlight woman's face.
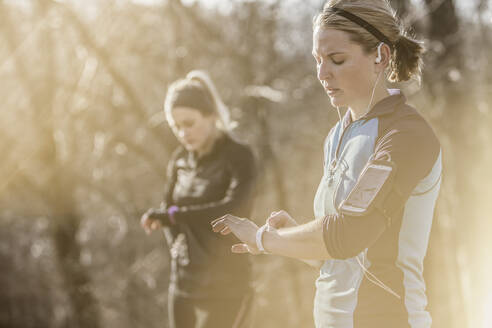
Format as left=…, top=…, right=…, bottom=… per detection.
left=169, top=107, right=217, bottom=152
left=312, top=27, right=378, bottom=110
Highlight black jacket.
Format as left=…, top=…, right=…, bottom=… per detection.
left=154, top=134, right=256, bottom=298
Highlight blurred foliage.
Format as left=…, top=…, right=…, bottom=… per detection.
left=0, top=0, right=491, bottom=327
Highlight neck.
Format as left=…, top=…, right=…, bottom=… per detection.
left=196, top=129, right=222, bottom=158
left=349, top=79, right=389, bottom=121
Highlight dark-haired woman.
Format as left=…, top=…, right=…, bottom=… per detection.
left=212, top=1, right=441, bottom=327
left=141, top=70, right=255, bottom=328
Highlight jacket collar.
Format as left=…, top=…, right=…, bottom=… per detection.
left=341, top=89, right=406, bottom=127
left=188, top=133, right=228, bottom=165
left=364, top=89, right=406, bottom=119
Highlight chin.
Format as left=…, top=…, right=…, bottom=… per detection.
left=184, top=143, right=197, bottom=151
left=330, top=97, right=346, bottom=108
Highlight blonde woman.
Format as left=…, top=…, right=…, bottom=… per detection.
left=212, top=1, right=442, bottom=327
left=141, top=71, right=255, bottom=328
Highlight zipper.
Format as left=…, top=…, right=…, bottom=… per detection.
left=332, top=160, right=348, bottom=210
left=328, top=120, right=355, bottom=178
left=329, top=120, right=363, bottom=209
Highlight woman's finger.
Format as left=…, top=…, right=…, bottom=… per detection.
left=268, top=211, right=282, bottom=223
left=211, top=215, right=229, bottom=225
left=212, top=220, right=226, bottom=232
left=220, top=226, right=231, bottom=235
left=267, top=215, right=278, bottom=225
left=267, top=215, right=283, bottom=228
left=151, top=220, right=161, bottom=230
left=211, top=214, right=239, bottom=225
left=140, top=214, right=149, bottom=226
left=231, top=243, right=250, bottom=253
left=212, top=218, right=236, bottom=232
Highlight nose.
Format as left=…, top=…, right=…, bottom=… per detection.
left=177, top=129, right=187, bottom=139
left=317, top=60, right=332, bottom=83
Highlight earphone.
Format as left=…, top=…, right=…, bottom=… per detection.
left=375, top=42, right=383, bottom=64
left=335, top=45, right=384, bottom=124
left=334, top=42, right=385, bottom=125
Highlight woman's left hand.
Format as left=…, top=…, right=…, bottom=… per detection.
left=211, top=214, right=261, bottom=254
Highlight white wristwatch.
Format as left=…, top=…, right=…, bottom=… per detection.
left=256, top=224, right=271, bottom=253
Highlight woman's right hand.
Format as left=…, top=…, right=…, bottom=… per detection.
left=267, top=210, right=323, bottom=268
left=266, top=210, right=298, bottom=229
left=140, top=209, right=162, bottom=235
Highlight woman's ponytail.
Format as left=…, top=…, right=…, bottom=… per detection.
left=389, top=33, right=425, bottom=83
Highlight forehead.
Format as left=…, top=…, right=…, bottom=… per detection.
left=312, top=27, right=356, bottom=54
left=171, top=106, right=205, bottom=121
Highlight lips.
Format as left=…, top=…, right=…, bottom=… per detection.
left=183, top=138, right=195, bottom=145
left=325, top=87, right=340, bottom=95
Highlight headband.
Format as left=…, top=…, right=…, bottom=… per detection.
left=327, top=7, right=394, bottom=50
left=168, top=84, right=215, bottom=115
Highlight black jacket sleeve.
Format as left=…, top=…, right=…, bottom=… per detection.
left=149, top=149, right=179, bottom=225
left=323, top=111, right=440, bottom=259
left=174, top=145, right=256, bottom=223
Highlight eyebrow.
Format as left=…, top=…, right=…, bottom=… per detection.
left=312, top=51, right=346, bottom=57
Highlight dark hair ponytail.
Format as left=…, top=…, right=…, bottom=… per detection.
left=389, top=33, right=425, bottom=83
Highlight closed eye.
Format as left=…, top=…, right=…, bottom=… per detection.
left=330, top=54, right=345, bottom=65
left=332, top=58, right=345, bottom=65
left=176, top=119, right=195, bottom=129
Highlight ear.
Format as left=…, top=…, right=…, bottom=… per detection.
left=375, top=43, right=391, bottom=71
